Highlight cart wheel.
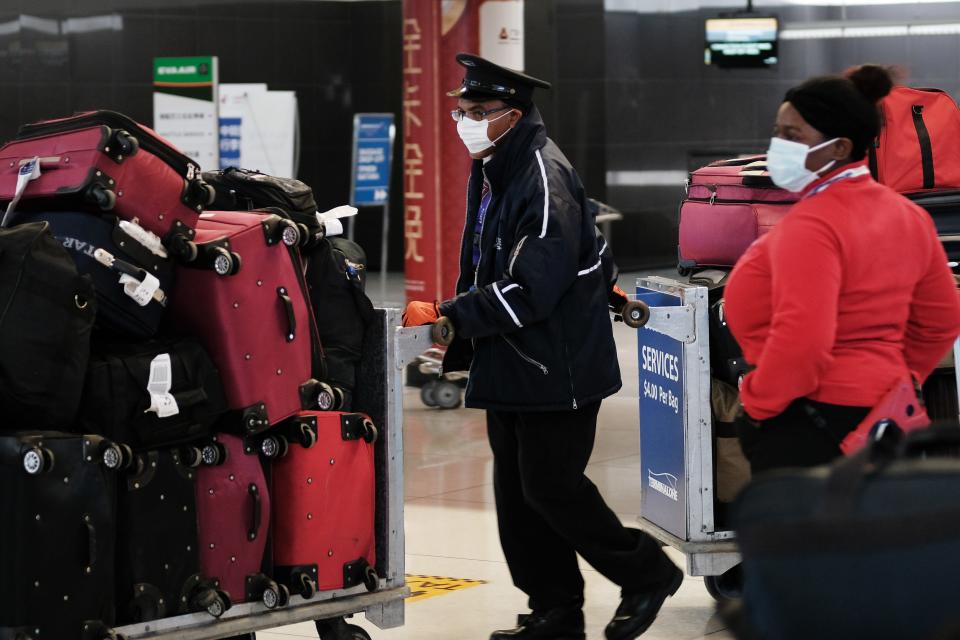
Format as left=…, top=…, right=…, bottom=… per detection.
left=431, top=316, right=455, bottom=346
left=343, top=624, right=372, bottom=640
left=90, top=185, right=117, bottom=211
left=362, top=420, right=379, bottom=445
left=298, top=573, right=317, bottom=600
left=363, top=566, right=379, bottom=592
left=434, top=381, right=462, bottom=410
left=621, top=300, right=650, bottom=329
left=298, top=422, right=318, bottom=449
left=420, top=380, right=439, bottom=407
left=704, top=565, right=743, bottom=603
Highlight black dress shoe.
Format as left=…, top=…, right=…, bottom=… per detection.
left=490, top=606, right=586, bottom=640
left=604, top=565, right=684, bottom=640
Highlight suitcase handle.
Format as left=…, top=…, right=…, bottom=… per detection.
left=248, top=484, right=262, bottom=541
left=277, top=287, right=296, bottom=342
left=84, top=515, right=97, bottom=571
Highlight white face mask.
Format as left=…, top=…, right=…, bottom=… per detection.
left=456, top=110, right=515, bottom=155
left=766, top=137, right=839, bottom=192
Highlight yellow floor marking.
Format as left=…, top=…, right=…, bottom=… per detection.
left=405, top=574, right=487, bottom=603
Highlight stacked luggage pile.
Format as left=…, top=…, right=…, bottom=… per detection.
left=0, top=111, right=382, bottom=640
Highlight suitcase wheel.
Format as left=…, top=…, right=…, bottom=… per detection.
left=363, top=566, right=379, bottom=592
left=317, top=382, right=341, bottom=412
left=260, top=435, right=289, bottom=459
left=110, top=129, right=140, bottom=159
left=204, top=590, right=232, bottom=618
left=89, top=185, right=117, bottom=211
left=22, top=446, right=54, bottom=475
left=260, top=580, right=289, bottom=609
left=297, top=423, right=318, bottom=449
left=211, top=246, right=236, bottom=276
left=101, top=442, right=134, bottom=470
left=280, top=220, right=301, bottom=247
left=362, top=420, right=378, bottom=445
left=298, top=573, right=317, bottom=600
left=180, top=446, right=204, bottom=468
left=201, top=443, right=227, bottom=466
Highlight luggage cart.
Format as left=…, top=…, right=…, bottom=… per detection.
left=114, top=309, right=432, bottom=640
left=632, top=277, right=741, bottom=601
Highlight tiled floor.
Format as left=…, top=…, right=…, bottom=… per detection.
left=258, top=271, right=731, bottom=640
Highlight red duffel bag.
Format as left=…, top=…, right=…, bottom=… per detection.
left=871, top=86, right=960, bottom=192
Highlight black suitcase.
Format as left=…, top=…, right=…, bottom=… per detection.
left=0, top=222, right=96, bottom=431
left=79, top=337, right=228, bottom=451
left=305, top=237, right=377, bottom=411
left=8, top=211, right=174, bottom=338
left=732, top=424, right=960, bottom=640
left=115, top=448, right=229, bottom=624
left=0, top=432, right=122, bottom=640
left=906, top=189, right=960, bottom=261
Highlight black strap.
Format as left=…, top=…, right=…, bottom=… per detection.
left=248, top=483, right=262, bottom=541
left=867, top=141, right=879, bottom=180
left=912, top=105, right=936, bottom=189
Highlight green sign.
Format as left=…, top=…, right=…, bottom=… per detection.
left=153, top=56, right=215, bottom=84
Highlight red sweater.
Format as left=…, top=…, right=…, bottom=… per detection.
left=725, top=162, right=960, bottom=420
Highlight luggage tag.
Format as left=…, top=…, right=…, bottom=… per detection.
left=317, top=205, right=358, bottom=238
left=145, top=353, right=179, bottom=418
left=1, top=156, right=41, bottom=228
left=119, top=271, right=162, bottom=307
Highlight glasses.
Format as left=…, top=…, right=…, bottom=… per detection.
left=450, top=106, right=511, bottom=122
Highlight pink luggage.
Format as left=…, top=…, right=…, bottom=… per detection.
left=195, top=433, right=287, bottom=608
left=679, top=156, right=796, bottom=272
left=169, top=211, right=328, bottom=439
left=0, top=111, right=214, bottom=260
left=271, top=411, right=379, bottom=598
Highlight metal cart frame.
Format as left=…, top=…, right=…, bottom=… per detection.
left=115, top=309, right=423, bottom=640
left=633, top=277, right=740, bottom=579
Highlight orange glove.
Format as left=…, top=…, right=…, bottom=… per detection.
left=403, top=300, right=440, bottom=327
left=610, top=284, right=629, bottom=312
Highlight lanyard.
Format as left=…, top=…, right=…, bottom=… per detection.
left=804, top=165, right=871, bottom=199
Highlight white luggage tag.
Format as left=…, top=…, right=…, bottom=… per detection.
left=145, top=353, right=179, bottom=418
left=118, top=220, right=168, bottom=258
left=316, top=205, right=358, bottom=238
left=119, top=271, right=162, bottom=307
left=1, top=157, right=41, bottom=228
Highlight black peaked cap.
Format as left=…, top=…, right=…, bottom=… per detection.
left=447, top=53, right=551, bottom=106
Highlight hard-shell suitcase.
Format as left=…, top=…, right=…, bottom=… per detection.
left=0, top=432, right=122, bottom=640
left=732, top=425, right=960, bottom=640
left=115, top=447, right=229, bottom=624
left=195, top=433, right=285, bottom=608
left=78, top=337, right=227, bottom=451
left=8, top=211, right=173, bottom=338
left=169, top=211, right=327, bottom=435
left=678, top=157, right=795, bottom=272
left=0, top=222, right=96, bottom=431
left=0, top=111, right=214, bottom=261
left=271, top=411, right=379, bottom=598
left=870, top=86, right=960, bottom=192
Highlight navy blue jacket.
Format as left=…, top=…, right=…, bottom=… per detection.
left=439, top=107, right=622, bottom=411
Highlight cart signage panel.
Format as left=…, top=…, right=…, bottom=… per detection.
left=637, top=287, right=686, bottom=538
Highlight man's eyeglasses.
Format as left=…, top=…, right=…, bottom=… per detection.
left=450, top=106, right=512, bottom=122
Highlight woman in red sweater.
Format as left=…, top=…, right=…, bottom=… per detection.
left=725, top=65, right=960, bottom=473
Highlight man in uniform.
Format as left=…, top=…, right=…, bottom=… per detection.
left=403, top=53, right=683, bottom=640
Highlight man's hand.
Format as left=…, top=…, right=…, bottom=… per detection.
left=402, top=300, right=440, bottom=327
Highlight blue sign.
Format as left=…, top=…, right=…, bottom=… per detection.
left=350, top=113, right=395, bottom=206
left=637, top=287, right=686, bottom=539
left=219, top=117, right=242, bottom=169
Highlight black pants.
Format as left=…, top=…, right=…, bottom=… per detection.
left=737, top=399, right=870, bottom=475
left=487, top=402, right=675, bottom=612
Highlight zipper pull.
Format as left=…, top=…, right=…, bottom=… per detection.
left=572, top=398, right=578, bottom=410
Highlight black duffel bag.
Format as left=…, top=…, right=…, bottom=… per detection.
left=202, top=167, right=325, bottom=246
left=0, top=222, right=96, bottom=429
left=78, top=337, right=227, bottom=450
left=732, top=423, right=960, bottom=640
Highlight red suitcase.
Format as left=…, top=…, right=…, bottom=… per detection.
left=271, top=411, right=379, bottom=598
left=195, top=433, right=288, bottom=608
left=679, top=156, right=795, bottom=272
left=169, top=211, right=326, bottom=438
left=0, top=111, right=214, bottom=260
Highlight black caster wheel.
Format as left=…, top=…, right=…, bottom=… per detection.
left=363, top=566, right=379, bottom=592
left=118, top=443, right=135, bottom=469
left=434, top=381, right=462, bottom=410
left=343, top=624, right=372, bottom=640
left=622, top=300, right=650, bottom=329
left=90, top=185, right=117, bottom=211
left=189, top=586, right=219, bottom=613
left=298, top=573, right=317, bottom=600
left=317, top=382, right=337, bottom=411
left=261, top=579, right=286, bottom=609
left=169, top=235, right=199, bottom=263
left=101, top=443, right=125, bottom=470
left=181, top=446, right=204, bottom=468
left=211, top=246, right=235, bottom=276
left=201, top=182, right=217, bottom=206
left=677, top=264, right=693, bottom=278
left=431, top=316, right=455, bottom=346
left=277, top=583, right=290, bottom=607
left=112, top=129, right=139, bottom=157
left=297, top=422, right=318, bottom=449
left=296, top=222, right=313, bottom=247
left=22, top=446, right=53, bottom=475
left=201, top=442, right=227, bottom=466
left=420, top=380, right=439, bottom=407
left=362, top=419, right=378, bottom=445
left=704, top=564, right=743, bottom=604
left=280, top=220, right=301, bottom=247
left=260, top=435, right=289, bottom=459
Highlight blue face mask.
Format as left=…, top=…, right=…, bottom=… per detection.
left=766, top=137, right=839, bottom=192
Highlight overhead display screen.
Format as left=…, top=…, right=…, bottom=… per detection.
left=705, top=16, right=779, bottom=68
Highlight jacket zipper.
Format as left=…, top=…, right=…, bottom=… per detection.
left=509, top=235, right=527, bottom=276
left=502, top=335, right=548, bottom=375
